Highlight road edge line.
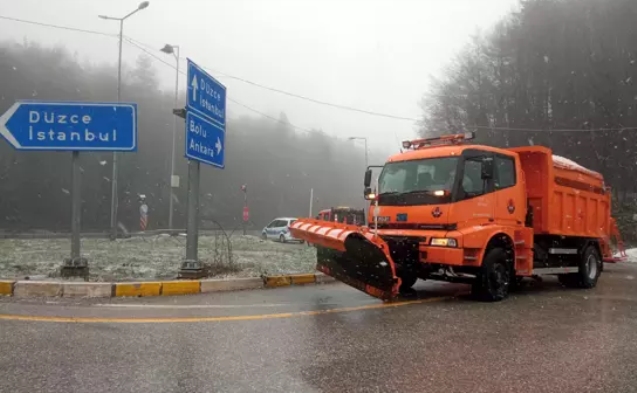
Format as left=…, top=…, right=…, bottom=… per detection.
left=0, top=297, right=448, bottom=324
left=0, top=272, right=337, bottom=298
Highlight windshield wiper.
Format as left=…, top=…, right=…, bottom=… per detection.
left=379, top=190, right=448, bottom=198
left=378, top=191, right=400, bottom=196
left=397, top=189, right=449, bottom=196
left=398, top=190, right=435, bottom=195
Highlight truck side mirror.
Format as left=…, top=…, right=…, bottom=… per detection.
left=364, top=169, right=372, bottom=188
left=364, top=187, right=374, bottom=200
left=481, top=158, right=494, bottom=180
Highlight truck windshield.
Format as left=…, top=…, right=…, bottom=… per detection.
left=377, top=157, right=459, bottom=205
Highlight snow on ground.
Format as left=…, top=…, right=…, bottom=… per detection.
left=623, top=248, right=637, bottom=262
left=0, top=235, right=317, bottom=281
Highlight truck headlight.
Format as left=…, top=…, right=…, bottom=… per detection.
left=430, top=238, right=457, bottom=247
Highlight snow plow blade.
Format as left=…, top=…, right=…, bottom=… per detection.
left=289, top=219, right=400, bottom=300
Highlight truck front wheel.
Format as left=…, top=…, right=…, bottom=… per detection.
left=472, top=247, right=511, bottom=302
left=398, top=274, right=418, bottom=294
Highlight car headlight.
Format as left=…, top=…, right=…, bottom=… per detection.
left=430, top=238, right=457, bottom=247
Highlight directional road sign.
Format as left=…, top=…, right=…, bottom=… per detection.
left=186, top=58, right=227, bottom=126
left=0, top=101, right=137, bottom=151
left=185, top=111, right=225, bottom=168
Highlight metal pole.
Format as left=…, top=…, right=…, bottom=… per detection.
left=62, top=150, right=88, bottom=279
left=109, top=19, right=124, bottom=240
left=185, top=159, right=200, bottom=262
left=363, top=138, right=369, bottom=227
left=309, top=188, right=314, bottom=217
left=71, top=151, right=81, bottom=258
left=373, top=176, right=379, bottom=238
left=363, top=138, right=368, bottom=169
left=243, top=191, right=247, bottom=235
left=168, top=47, right=179, bottom=232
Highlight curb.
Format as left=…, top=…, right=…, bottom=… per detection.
left=0, top=273, right=336, bottom=298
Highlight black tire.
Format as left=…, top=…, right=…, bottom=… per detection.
left=279, top=234, right=286, bottom=243
left=510, top=276, right=525, bottom=292
left=261, top=233, right=267, bottom=240
left=398, top=273, right=418, bottom=293
left=472, top=247, right=511, bottom=302
left=558, top=245, right=601, bottom=289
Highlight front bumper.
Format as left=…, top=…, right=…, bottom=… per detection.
left=375, top=230, right=478, bottom=267
left=418, top=245, right=479, bottom=266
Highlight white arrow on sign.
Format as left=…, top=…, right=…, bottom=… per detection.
left=191, top=76, right=199, bottom=101
left=215, top=137, right=222, bottom=155
left=0, top=102, right=23, bottom=148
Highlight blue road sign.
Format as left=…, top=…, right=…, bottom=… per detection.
left=187, top=58, right=227, bottom=126
left=185, top=111, right=225, bottom=168
left=0, top=101, right=137, bottom=152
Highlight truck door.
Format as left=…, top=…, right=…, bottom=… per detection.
left=493, top=153, right=524, bottom=226
left=450, top=150, right=495, bottom=226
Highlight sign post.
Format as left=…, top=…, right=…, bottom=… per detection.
left=71, top=151, right=81, bottom=260
left=177, top=59, right=226, bottom=279
left=184, top=159, right=200, bottom=266
left=0, top=101, right=137, bottom=278
left=241, top=184, right=248, bottom=235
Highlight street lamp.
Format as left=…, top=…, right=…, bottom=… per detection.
left=160, top=43, right=180, bottom=232
left=99, top=1, right=150, bottom=240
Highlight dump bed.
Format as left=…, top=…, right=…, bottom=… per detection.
left=509, top=146, right=610, bottom=239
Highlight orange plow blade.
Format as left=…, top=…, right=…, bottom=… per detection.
left=289, top=219, right=401, bottom=301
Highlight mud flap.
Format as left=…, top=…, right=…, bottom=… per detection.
left=289, top=219, right=401, bottom=300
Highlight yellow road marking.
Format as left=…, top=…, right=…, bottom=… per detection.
left=0, top=296, right=449, bottom=324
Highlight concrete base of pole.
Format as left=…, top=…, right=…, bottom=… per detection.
left=61, top=257, right=89, bottom=281
left=178, top=259, right=206, bottom=279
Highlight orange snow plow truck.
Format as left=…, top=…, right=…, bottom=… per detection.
left=289, top=132, right=627, bottom=302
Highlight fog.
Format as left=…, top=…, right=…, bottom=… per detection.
left=4, top=0, right=634, bottom=241
left=0, top=0, right=518, bottom=151
left=0, top=0, right=518, bottom=232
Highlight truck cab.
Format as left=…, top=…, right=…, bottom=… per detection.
left=361, top=132, right=531, bottom=298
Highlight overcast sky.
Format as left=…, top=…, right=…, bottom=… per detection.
left=0, top=0, right=519, bottom=154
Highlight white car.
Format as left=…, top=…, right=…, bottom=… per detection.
left=261, top=217, right=301, bottom=243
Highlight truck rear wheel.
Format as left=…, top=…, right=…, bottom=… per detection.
left=558, top=245, right=601, bottom=289
left=472, top=247, right=511, bottom=302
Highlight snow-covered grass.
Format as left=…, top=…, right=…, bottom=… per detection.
left=0, top=235, right=317, bottom=281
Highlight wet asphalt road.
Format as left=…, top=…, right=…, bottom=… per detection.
left=1, top=264, right=637, bottom=393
